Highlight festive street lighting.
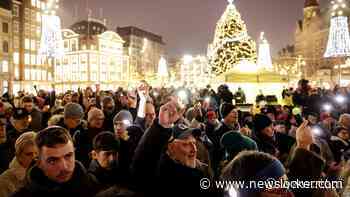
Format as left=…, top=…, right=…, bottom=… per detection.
left=257, top=32, right=273, bottom=71
left=324, top=0, right=350, bottom=58
left=39, top=0, right=64, bottom=58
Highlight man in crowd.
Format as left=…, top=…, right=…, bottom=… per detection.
left=21, top=96, right=43, bottom=131
left=102, top=96, right=117, bottom=132
left=88, top=131, right=120, bottom=189
left=12, top=126, right=98, bottom=196
left=7, top=108, right=31, bottom=161
left=0, top=115, right=9, bottom=173
left=57, top=102, right=86, bottom=138
left=76, top=108, right=105, bottom=167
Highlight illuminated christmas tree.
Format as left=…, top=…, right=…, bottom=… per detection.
left=257, top=32, right=273, bottom=70
left=209, top=0, right=257, bottom=75
left=324, top=0, right=350, bottom=58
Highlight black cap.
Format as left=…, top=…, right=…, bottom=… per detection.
left=171, top=124, right=197, bottom=140
left=12, top=108, right=29, bottom=120
left=93, top=131, right=120, bottom=151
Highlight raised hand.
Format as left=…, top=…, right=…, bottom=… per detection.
left=296, top=120, right=314, bottom=150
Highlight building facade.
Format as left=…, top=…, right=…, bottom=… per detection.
left=294, top=0, right=349, bottom=83
left=180, top=55, right=212, bottom=88
left=54, top=19, right=129, bottom=93
left=116, top=26, right=165, bottom=81
left=0, top=0, right=12, bottom=94
left=12, top=0, right=55, bottom=94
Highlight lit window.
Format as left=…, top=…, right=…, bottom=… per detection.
left=37, top=55, right=42, bottom=65
left=2, top=81, right=8, bottom=92
left=25, top=69, right=30, bottom=80
left=25, top=39, right=30, bottom=50
left=37, top=1, right=41, bottom=9
left=42, top=70, right=46, bottom=80
left=37, top=12, right=41, bottom=22
left=31, top=40, right=36, bottom=51
left=13, top=52, right=19, bottom=65
left=31, top=55, right=36, bottom=65
left=31, top=0, right=36, bottom=7
left=37, top=27, right=41, bottom=36
left=25, top=53, right=30, bottom=65
left=37, top=69, right=42, bottom=80
left=2, top=61, right=8, bottom=73
left=31, top=69, right=36, bottom=80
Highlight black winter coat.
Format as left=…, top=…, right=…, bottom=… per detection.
left=130, top=120, right=172, bottom=193
left=155, top=153, right=212, bottom=197
left=12, top=161, right=99, bottom=197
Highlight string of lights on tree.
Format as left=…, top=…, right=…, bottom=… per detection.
left=324, top=0, right=350, bottom=58
left=39, top=0, right=64, bottom=58
left=209, top=0, right=257, bottom=75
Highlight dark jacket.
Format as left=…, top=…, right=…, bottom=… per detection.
left=253, top=131, right=295, bottom=162
left=130, top=120, right=172, bottom=193
left=328, top=136, right=350, bottom=163
left=76, top=126, right=104, bottom=167
left=0, top=142, right=12, bottom=174
left=6, top=124, right=28, bottom=163
left=27, top=107, right=43, bottom=132
left=88, top=159, right=120, bottom=189
left=155, top=153, right=212, bottom=197
left=209, top=122, right=237, bottom=177
left=103, top=110, right=117, bottom=133
left=118, top=125, right=144, bottom=184
left=12, top=161, right=99, bottom=197
left=288, top=148, right=325, bottom=197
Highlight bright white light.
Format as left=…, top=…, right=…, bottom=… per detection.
left=325, top=16, right=350, bottom=57
left=312, top=127, right=322, bottom=136
left=235, top=60, right=258, bottom=73
left=178, top=90, right=188, bottom=100
left=183, top=55, right=193, bottom=64
left=257, top=32, right=273, bottom=70
left=158, top=57, right=168, bottom=77
left=205, top=97, right=211, bottom=103
left=39, top=15, right=64, bottom=58
left=123, top=120, right=131, bottom=126
left=228, top=187, right=237, bottom=197
left=335, top=95, right=346, bottom=103
left=153, top=91, right=159, bottom=97
left=323, top=103, right=333, bottom=112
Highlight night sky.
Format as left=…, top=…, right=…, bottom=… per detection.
left=59, top=0, right=329, bottom=58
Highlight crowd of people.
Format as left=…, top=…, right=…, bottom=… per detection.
left=0, top=79, right=350, bottom=196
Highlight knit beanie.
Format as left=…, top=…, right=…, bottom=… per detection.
left=220, top=131, right=258, bottom=160
left=64, top=103, right=84, bottom=119
left=254, top=114, right=273, bottom=133
left=220, top=103, right=236, bottom=119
